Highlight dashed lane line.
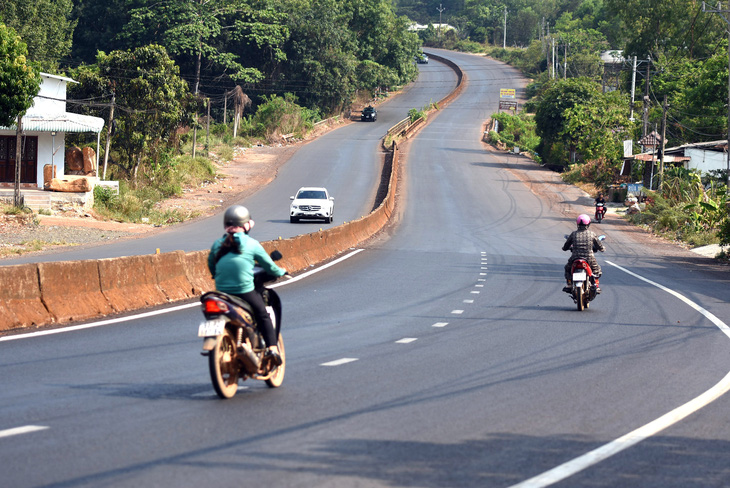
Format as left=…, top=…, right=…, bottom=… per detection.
left=321, top=358, right=359, bottom=367
left=396, top=338, right=418, bottom=344
left=0, top=425, right=48, bottom=439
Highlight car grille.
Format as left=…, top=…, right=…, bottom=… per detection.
left=299, top=205, right=321, bottom=211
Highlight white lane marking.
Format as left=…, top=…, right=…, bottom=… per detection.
left=396, top=338, right=418, bottom=344
left=0, top=425, right=49, bottom=439
left=432, top=322, right=449, bottom=328
left=606, top=261, right=730, bottom=339
left=463, top=299, right=474, bottom=304
left=480, top=273, right=487, bottom=276
left=475, top=284, right=484, bottom=288
left=481, top=267, right=488, bottom=270
left=478, top=279, right=486, bottom=282
left=451, top=310, right=464, bottom=314
left=509, top=261, right=730, bottom=488
left=471, top=291, right=480, bottom=294
left=270, top=249, right=365, bottom=288
left=321, top=358, right=359, bottom=367
left=0, top=249, right=365, bottom=342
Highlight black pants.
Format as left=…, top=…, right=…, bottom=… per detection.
left=233, top=291, right=277, bottom=348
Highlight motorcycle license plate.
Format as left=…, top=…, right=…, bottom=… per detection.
left=198, top=318, right=225, bottom=337
left=572, top=271, right=587, bottom=282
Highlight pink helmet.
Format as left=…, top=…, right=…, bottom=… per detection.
left=576, top=214, right=591, bottom=226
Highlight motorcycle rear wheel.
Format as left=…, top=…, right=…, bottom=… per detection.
left=209, top=329, right=240, bottom=399
left=576, top=287, right=585, bottom=311
left=265, top=334, right=286, bottom=388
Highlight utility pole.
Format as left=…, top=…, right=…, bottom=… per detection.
left=503, top=6, right=507, bottom=49
left=564, top=42, right=568, bottom=79
left=630, top=56, right=637, bottom=121
left=13, top=116, right=22, bottom=207
left=703, top=2, right=730, bottom=188
left=642, top=56, right=651, bottom=140
left=437, top=4, right=445, bottom=41
left=659, top=95, right=669, bottom=191
left=103, top=91, right=115, bottom=180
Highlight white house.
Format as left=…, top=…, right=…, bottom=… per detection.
left=665, top=140, right=729, bottom=175
left=0, top=72, right=105, bottom=189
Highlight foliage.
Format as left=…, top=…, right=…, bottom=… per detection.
left=534, top=77, right=601, bottom=167
left=0, top=24, right=41, bottom=127
left=247, top=93, right=319, bottom=141
left=0, top=0, right=75, bottom=70
left=93, top=155, right=215, bottom=224
left=69, top=45, right=192, bottom=183
left=122, top=0, right=288, bottom=93
left=408, top=108, right=426, bottom=123
left=488, top=112, right=540, bottom=159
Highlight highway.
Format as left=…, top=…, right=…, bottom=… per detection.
left=2, top=50, right=730, bottom=487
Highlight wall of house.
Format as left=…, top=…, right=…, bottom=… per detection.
left=687, top=148, right=727, bottom=174
left=29, top=75, right=67, bottom=115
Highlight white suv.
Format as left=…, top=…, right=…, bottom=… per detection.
left=289, top=187, right=335, bottom=223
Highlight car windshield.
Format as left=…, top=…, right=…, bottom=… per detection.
left=363, top=107, right=374, bottom=113
left=297, top=190, right=326, bottom=199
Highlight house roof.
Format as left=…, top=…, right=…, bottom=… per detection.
left=0, top=112, right=105, bottom=133
left=665, top=139, right=728, bottom=154
left=632, top=153, right=690, bottom=162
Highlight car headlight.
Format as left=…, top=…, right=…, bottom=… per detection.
left=291, top=205, right=298, bottom=210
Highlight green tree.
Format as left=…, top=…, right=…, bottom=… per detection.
left=534, top=77, right=601, bottom=166
left=0, top=24, right=41, bottom=127
left=0, top=0, right=75, bottom=70
left=278, top=0, right=358, bottom=112
left=607, top=0, right=723, bottom=59
left=562, top=90, right=636, bottom=185
left=70, top=45, right=192, bottom=183
left=123, top=0, right=288, bottom=94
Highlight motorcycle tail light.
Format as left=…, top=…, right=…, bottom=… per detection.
left=204, top=299, right=229, bottom=314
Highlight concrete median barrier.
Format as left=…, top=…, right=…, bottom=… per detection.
left=38, top=260, right=113, bottom=323
left=183, top=250, right=215, bottom=295
left=153, top=250, right=195, bottom=301
left=0, top=263, right=52, bottom=331
left=99, top=255, right=168, bottom=312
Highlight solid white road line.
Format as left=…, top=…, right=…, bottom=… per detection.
left=509, top=260, right=730, bottom=488
left=0, top=249, right=365, bottom=342
left=321, top=358, right=359, bottom=367
left=0, top=425, right=49, bottom=439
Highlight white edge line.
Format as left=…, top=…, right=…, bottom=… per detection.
left=509, top=260, right=730, bottom=488
left=1, top=248, right=365, bottom=342
left=0, top=425, right=49, bottom=439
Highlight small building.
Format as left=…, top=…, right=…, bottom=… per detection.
left=664, top=140, right=728, bottom=175
left=0, top=73, right=105, bottom=190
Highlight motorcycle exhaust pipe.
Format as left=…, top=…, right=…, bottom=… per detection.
left=238, top=342, right=260, bottom=374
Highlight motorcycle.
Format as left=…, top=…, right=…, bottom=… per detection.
left=198, top=250, right=286, bottom=398
left=564, top=235, right=606, bottom=311
left=594, top=202, right=607, bottom=223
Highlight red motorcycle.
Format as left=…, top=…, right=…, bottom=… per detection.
left=568, top=259, right=598, bottom=311
left=594, top=203, right=607, bottom=223
left=564, top=234, right=606, bottom=311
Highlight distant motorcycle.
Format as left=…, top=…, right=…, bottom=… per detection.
left=564, top=235, right=606, bottom=311
left=198, top=251, right=286, bottom=398
left=594, top=203, right=607, bottom=223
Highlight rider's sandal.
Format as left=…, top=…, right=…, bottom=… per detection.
left=266, top=349, right=283, bottom=366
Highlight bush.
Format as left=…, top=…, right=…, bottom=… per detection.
left=488, top=112, right=540, bottom=160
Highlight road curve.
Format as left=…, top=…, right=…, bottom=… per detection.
left=2, top=50, right=730, bottom=488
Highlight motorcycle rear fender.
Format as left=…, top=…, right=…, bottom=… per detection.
left=202, top=337, right=217, bottom=351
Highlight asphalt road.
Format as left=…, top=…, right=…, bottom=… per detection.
left=2, top=58, right=458, bottom=265
left=2, top=51, right=730, bottom=487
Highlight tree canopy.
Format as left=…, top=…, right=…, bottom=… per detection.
left=0, top=23, right=41, bottom=128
